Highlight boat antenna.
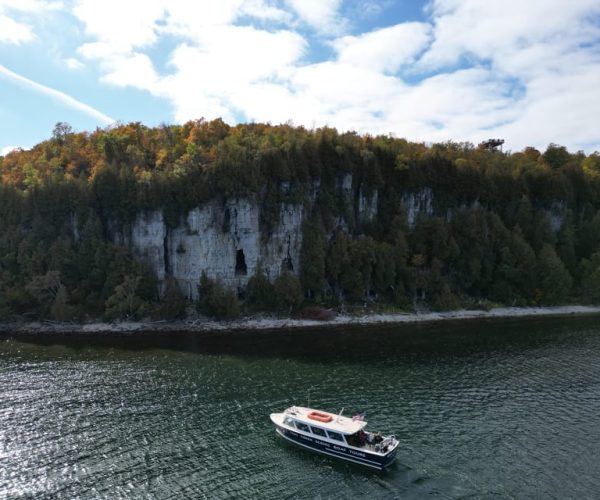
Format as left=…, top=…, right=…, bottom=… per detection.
left=337, top=407, right=344, bottom=421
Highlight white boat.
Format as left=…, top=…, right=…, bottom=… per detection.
left=270, top=406, right=399, bottom=470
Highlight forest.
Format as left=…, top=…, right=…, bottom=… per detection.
left=1, top=119, right=600, bottom=321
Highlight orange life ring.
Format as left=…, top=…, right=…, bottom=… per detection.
left=307, top=411, right=333, bottom=423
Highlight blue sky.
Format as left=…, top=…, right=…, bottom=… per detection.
left=1, top=0, right=600, bottom=156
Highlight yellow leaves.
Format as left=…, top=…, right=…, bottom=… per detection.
left=582, top=154, right=600, bottom=178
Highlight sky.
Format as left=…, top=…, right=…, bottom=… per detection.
left=1, top=0, right=600, bottom=157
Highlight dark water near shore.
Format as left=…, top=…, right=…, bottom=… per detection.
left=2, top=316, right=600, bottom=499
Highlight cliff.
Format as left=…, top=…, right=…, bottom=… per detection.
left=128, top=176, right=383, bottom=299
left=1, top=120, right=598, bottom=321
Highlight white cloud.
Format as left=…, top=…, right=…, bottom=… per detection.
left=17, top=0, right=600, bottom=153
left=1, top=145, right=20, bottom=156
left=0, top=0, right=64, bottom=44
left=0, top=0, right=62, bottom=12
left=0, top=14, right=34, bottom=44
left=284, top=0, right=344, bottom=34
left=161, top=26, right=306, bottom=122
left=73, top=0, right=165, bottom=53
left=334, top=22, right=432, bottom=74
left=414, top=0, right=600, bottom=151
left=240, top=0, right=291, bottom=23
left=422, top=0, right=600, bottom=70
left=101, top=52, right=159, bottom=90
left=0, top=64, right=114, bottom=124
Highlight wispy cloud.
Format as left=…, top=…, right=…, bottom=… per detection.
left=0, top=64, right=114, bottom=124
left=63, top=57, right=84, bottom=70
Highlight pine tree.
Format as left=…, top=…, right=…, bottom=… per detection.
left=537, top=244, right=573, bottom=305
left=274, top=271, right=303, bottom=312
left=245, top=268, right=276, bottom=311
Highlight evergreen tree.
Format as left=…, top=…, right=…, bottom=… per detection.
left=580, top=253, right=600, bottom=303
left=537, top=244, right=573, bottom=305
left=197, top=273, right=240, bottom=320
left=274, top=271, right=303, bottom=312
left=154, top=277, right=187, bottom=319
left=245, top=268, right=276, bottom=311
left=299, top=216, right=326, bottom=299
left=26, top=271, right=63, bottom=318
left=556, top=211, right=577, bottom=275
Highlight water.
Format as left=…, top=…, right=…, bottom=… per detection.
left=1, top=316, right=600, bottom=499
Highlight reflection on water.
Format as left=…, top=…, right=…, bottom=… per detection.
left=1, top=316, right=600, bottom=498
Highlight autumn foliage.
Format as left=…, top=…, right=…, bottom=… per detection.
left=1, top=119, right=600, bottom=320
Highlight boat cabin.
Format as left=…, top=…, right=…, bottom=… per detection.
left=281, top=406, right=388, bottom=453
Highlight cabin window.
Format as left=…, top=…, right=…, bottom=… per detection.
left=310, top=426, right=326, bottom=437
left=283, top=417, right=295, bottom=427
left=296, top=422, right=310, bottom=432
left=327, top=431, right=344, bottom=442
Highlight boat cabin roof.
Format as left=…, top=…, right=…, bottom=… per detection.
left=284, top=406, right=367, bottom=435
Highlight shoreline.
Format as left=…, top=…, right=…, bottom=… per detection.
left=1, top=305, right=600, bottom=337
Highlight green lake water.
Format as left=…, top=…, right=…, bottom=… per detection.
left=1, top=316, right=600, bottom=499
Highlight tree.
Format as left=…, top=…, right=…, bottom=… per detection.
left=197, top=273, right=240, bottom=320
left=582, top=153, right=600, bottom=177
left=274, top=271, right=303, bottom=312
left=326, top=230, right=350, bottom=298
left=580, top=253, right=600, bottom=303
left=105, top=275, right=148, bottom=320
left=373, top=242, right=396, bottom=297
left=299, top=217, right=326, bottom=299
left=542, top=143, right=570, bottom=169
left=26, top=270, right=63, bottom=317
left=556, top=211, right=577, bottom=274
left=537, top=244, right=572, bottom=305
left=491, top=229, right=538, bottom=305
left=245, top=268, right=276, bottom=311
left=52, top=122, right=73, bottom=144
left=50, top=284, right=75, bottom=321
left=154, top=277, right=187, bottom=319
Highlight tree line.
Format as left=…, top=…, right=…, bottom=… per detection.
left=1, top=120, right=600, bottom=321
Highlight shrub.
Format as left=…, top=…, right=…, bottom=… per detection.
left=274, top=271, right=303, bottom=312
left=197, top=273, right=240, bottom=320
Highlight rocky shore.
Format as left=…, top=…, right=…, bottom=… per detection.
left=2, top=305, right=600, bottom=336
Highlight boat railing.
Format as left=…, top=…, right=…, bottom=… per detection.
left=377, top=436, right=397, bottom=452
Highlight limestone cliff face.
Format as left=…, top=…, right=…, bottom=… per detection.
left=91, top=168, right=576, bottom=299
left=402, top=188, right=434, bottom=226
left=126, top=177, right=436, bottom=297
left=129, top=200, right=304, bottom=299
left=130, top=210, right=167, bottom=285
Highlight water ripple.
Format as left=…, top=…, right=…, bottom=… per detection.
left=1, top=318, right=600, bottom=498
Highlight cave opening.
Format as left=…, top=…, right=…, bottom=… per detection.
left=235, top=249, right=247, bottom=275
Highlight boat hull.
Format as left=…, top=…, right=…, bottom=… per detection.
left=274, top=425, right=397, bottom=470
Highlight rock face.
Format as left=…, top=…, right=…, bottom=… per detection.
left=548, top=200, right=566, bottom=232
left=402, top=188, right=434, bottom=226
left=130, top=199, right=304, bottom=299
left=126, top=176, right=438, bottom=297
left=131, top=210, right=167, bottom=285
